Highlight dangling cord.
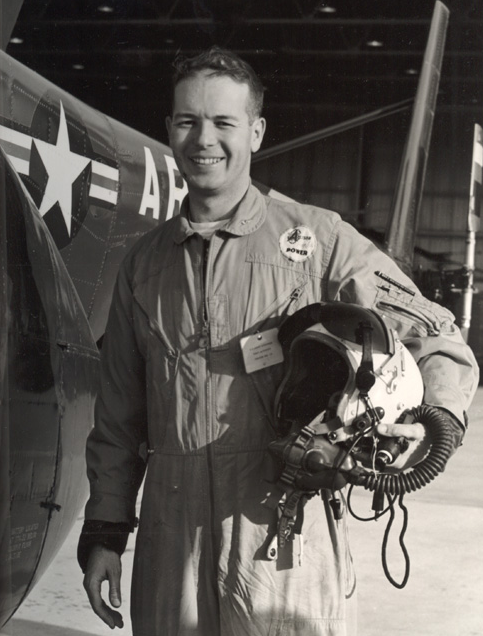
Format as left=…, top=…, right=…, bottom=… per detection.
left=381, top=493, right=411, bottom=589
left=347, top=483, right=395, bottom=522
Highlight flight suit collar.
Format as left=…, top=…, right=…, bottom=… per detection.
left=173, top=183, right=267, bottom=244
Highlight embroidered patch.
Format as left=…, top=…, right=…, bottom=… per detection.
left=279, top=226, right=317, bottom=263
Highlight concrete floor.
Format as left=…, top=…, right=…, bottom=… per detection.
left=2, top=389, right=483, bottom=636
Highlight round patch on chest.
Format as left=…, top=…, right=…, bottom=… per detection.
left=279, top=226, right=317, bottom=262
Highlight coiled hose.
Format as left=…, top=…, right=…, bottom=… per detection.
left=357, top=404, right=455, bottom=495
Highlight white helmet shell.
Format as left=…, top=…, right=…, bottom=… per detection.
left=274, top=302, right=424, bottom=439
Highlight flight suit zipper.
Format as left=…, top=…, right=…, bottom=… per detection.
left=199, top=239, right=210, bottom=349
left=199, top=236, right=221, bottom=583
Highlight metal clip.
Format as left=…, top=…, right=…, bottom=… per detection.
left=266, top=535, right=278, bottom=561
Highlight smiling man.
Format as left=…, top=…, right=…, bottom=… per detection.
left=166, top=64, right=265, bottom=220
left=78, top=47, right=478, bottom=636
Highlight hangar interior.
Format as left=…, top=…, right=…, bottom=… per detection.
left=4, top=0, right=483, bottom=356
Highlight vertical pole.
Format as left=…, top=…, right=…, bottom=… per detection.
left=460, top=124, right=482, bottom=341
left=0, top=153, right=12, bottom=627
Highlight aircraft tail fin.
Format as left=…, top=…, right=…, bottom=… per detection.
left=384, top=1, right=450, bottom=275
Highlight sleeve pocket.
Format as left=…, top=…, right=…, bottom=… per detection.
left=375, top=286, right=455, bottom=338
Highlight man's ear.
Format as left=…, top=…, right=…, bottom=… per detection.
left=165, top=116, right=173, bottom=142
left=251, top=117, right=266, bottom=153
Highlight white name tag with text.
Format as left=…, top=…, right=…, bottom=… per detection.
left=240, top=328, right=284, bottom=374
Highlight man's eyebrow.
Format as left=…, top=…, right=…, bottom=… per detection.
left=172, top=112, right=240, bottom=121
left=173, top=112, right=197, bottom=119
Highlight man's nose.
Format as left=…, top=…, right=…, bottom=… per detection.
left=195, top=121, right=216, bottom=147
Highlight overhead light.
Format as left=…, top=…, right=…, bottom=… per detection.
left=315, top=3, right=336, bottom=14
left=405, top=68, right=418, bottom=75
left=367, top=40, right=383, bottom=48
left=98, top=5, right=114, bottom=12
left=9, top=37, right=24, bottom=44
left=72, top=64, right=85, bottom=70
left=118, top=85, right=129, bottom=90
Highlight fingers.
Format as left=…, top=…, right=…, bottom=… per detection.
left=108, top=565, right=122, bottom=609
left=377, top=422, right=426, bottom=441
left=83, top=546, right=124, bottom=629
left=88, top=589, right=124, bottom=630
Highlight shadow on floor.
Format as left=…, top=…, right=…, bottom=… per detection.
left=0, top=618, right=110, bottom=636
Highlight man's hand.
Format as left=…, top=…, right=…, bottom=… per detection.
left=376, top=421, right=429, bottom=472
left=83, top=545, right=124, bottom=629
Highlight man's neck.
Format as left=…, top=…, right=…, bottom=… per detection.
left=188, top=184, right=250, bottom=222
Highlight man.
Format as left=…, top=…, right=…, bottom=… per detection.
left=78, top=47, right=478, bottom=635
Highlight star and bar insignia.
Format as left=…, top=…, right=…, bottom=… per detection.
left=0, top=98, right=119, bottom=248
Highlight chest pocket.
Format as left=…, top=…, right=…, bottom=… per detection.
left=248, top=273, right=309, bottom=336
left=144, top=321, right=179, bottom=443
left=132, top=272, right=181, bottom=442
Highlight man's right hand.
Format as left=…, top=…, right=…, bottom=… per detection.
left=83, top=544, right=124, bottom=629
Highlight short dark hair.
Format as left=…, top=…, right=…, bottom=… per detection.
left=171, top=46, right=264, bottom=122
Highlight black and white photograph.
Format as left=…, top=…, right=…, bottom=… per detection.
left=0, top=1, right=482, bottom=635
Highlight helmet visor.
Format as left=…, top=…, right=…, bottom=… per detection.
left=277, top=335, right=350, bottom=431
left=278, top=302, right=394, bottom=355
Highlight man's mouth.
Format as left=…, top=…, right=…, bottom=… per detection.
left=191, top=157, right=224, bottom=165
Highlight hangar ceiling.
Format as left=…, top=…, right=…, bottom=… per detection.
left=5, top=0, right=483, bottom=146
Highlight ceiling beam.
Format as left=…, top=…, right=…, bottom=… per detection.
left=14, top=17, right=483, bottom=27
left=11, top=48, right=482, bottom=58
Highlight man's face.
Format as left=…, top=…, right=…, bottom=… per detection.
left=166, top=70, right=265, bottom=200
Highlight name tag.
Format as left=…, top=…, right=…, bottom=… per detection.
left=240, top=328, right=284, bottom=374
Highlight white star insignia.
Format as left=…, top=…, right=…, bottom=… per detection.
left=33, top=101, right=91, bottom=235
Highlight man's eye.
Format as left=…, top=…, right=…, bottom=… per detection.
left=216, top=121, right=233, bottom=128
left=177, top=120, right=195, bottom=127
